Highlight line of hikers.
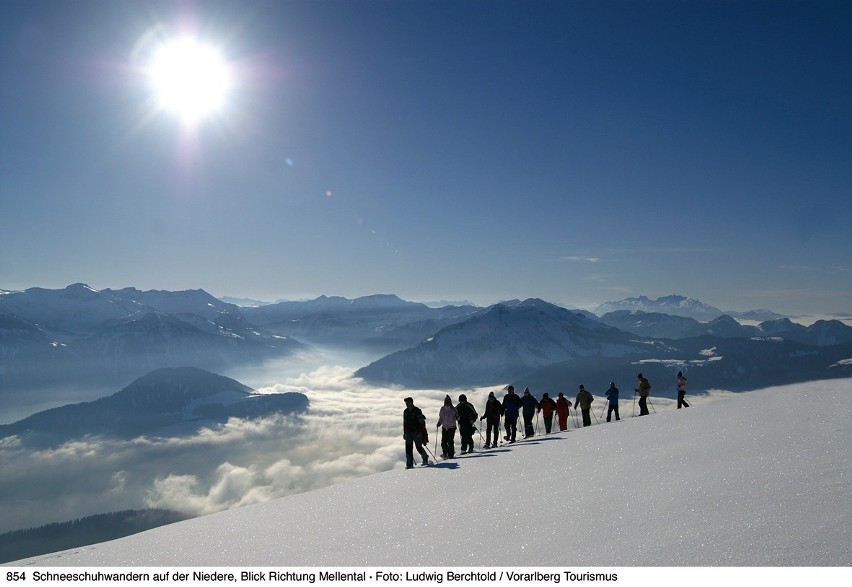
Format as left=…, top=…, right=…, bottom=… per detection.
left=403, top=371, right=691, bottom=468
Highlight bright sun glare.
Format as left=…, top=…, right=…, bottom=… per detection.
left=148, top=37, right=232, bottom=124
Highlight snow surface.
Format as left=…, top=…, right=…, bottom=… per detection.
left=10, top=379, right=851, bottom=567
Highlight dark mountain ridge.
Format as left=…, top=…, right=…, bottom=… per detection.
left=599, top=310, right=852, bottom=345
left=0, top=509, right=192, bottom=565
left=514, top=336, right=852, bottom=397
left=0, top=367, right=309, bottom=445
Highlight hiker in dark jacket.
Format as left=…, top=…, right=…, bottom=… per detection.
left=481, top=391, right=504, bottom=448
left=635, top=373, right=651, bottom=416
left=605, top=382, right=621, bottom=422
left=520, top=387, right=540, bottom=438
left=502, top=386, right=522, bottom=443
left=456, top=394, right=478, bottom=454
left=574, top=385, right=594, bottom=427
left=403, top=397, right=430, bottom=468
left=538, top=392, right=557, bottom=434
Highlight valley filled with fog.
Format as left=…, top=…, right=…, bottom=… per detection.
left=1, top=346, right=382, bottom=533
left=1, top=343, right=740, bottom=538
left=0, top=346, right=460, bottom=533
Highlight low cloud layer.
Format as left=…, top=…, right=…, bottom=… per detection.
left=0, top=360, right=500, bottom=534
left=0, top=355, right=718, bottom=535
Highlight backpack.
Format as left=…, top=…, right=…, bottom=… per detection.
left=459, top=402, right=477, bottom=426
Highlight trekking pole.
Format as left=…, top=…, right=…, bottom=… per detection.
left=649, top=397, right=657, bottom=414
left=476, top=423, right=486, bottom=450
left=591, top=403, right=600, bottom=424
left=423, top=443, right=439, bottom=464
left=633, top=391, right=637, bottom=417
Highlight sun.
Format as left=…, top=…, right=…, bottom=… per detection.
left=148, top=37, right=232, bottom=125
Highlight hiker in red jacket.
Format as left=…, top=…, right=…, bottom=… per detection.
left=555, top=392, right=571, bottom=431
left=538, top=392, right=557, bottom=434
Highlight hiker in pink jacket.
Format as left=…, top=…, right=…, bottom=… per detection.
left=436, top=395, right=458, bottom=458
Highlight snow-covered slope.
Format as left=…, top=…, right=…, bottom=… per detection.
left=11, top=379, right=850, bottom=567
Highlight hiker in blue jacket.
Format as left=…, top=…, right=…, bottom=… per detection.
left=502, top=385, right=522, bottom=443
left=605, top=382, right=621, bottom=422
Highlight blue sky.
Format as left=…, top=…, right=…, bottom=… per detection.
left=1, top=0, right=850, bottom=317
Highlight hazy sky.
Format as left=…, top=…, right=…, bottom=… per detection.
left=1, top=0, right=850, bottom=316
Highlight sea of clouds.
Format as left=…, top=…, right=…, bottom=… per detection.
left=0, top=350, right=720, bottom=535
left=0, top=352, right=482, bottom=534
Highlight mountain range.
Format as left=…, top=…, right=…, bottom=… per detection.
left=355, top=298, right=852, bottom=392
left=598, top=310, right=852, bottom=345
left=2, top=285, right=851, bottom=403
left=0, top=284, right=304, bottom=399
left=241, top=293, right=482, bottom=351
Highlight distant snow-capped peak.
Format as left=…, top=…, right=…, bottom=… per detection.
left=594, top=295, right=725, bottom=322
